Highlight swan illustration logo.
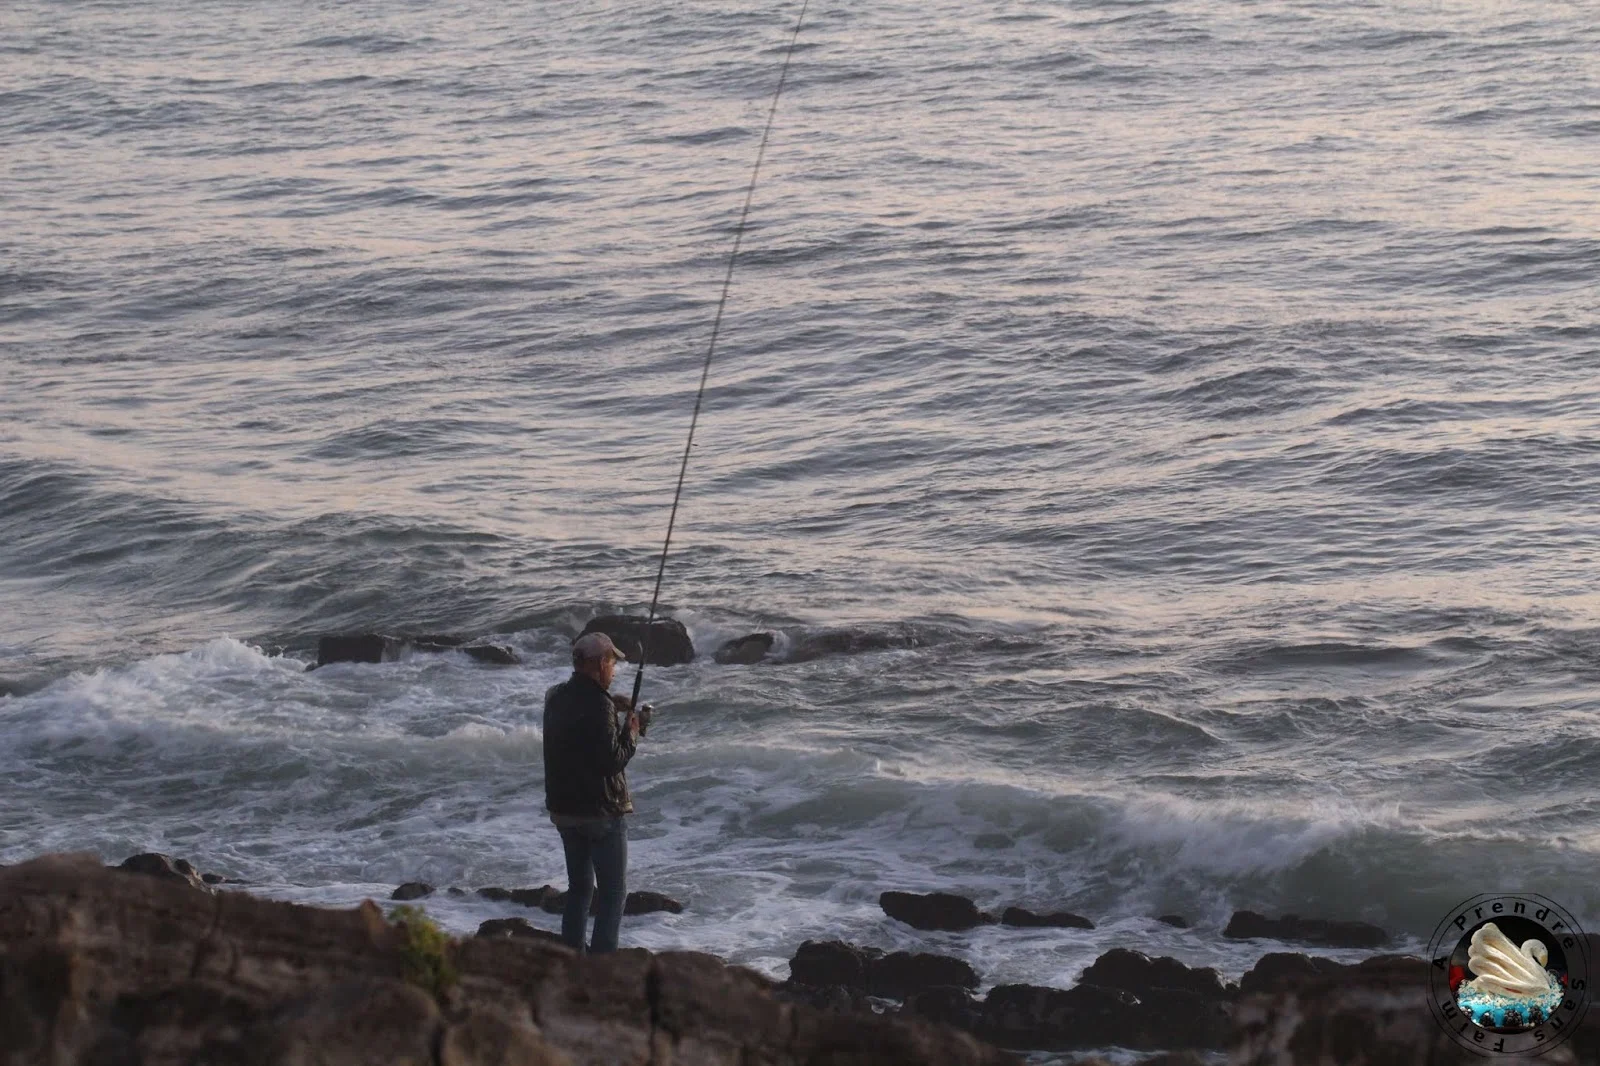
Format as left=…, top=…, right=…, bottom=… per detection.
left=1429, top=895, right=1590, bottom=1056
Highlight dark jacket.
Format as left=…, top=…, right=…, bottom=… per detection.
left=543, top=672, right=636, bottom=817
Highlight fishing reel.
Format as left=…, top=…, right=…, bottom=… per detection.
left=611, top=693, right=655, bottom=736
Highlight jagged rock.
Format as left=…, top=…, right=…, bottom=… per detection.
left=580, top=615, right=695, bottom=666
left=1237, top=951, right=1350, bottom=995
left=873, top=951, right=981, bottom=998
left=314, top=634, right=402, bottom=667
left=390, top=881, right=434, bottom=901
left=714, top=633, right=775, bottom=665
left=904, top=985, right=985, bottom=1030
left=1079, top=947, right=1232, bottom=1001
left=461, top=644, right=520, bottom=666
left=623, top=890, right=682, bottom=916
left=979, top=982, right=1140, bottom=1051
left=117, top=852, right=212, bottom=893
left=200, top=872, right=245, bottom=886
left=790, top=940, right=880, bottom=989
left=787, top=940, right=978, bottom=999
left=476, top=918, right=566, bottom=946
left=1157, top=914, right=1190, bottom=928
left=534, top=889, right=686, bottom=917
left=1222, top=909, right=1388, bottom=949
left=0, top=854, right=1015, bottom=1066
left=1001, top=906, right=1094, bottom=930
left=774, top=979, right=873, bottom=1014
left=881, top=889, right=987, bottom=931
left=477, top=885, right=562, bottom=909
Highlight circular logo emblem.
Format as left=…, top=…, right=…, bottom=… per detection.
left=1428, top=894, right=1590, bottom=1056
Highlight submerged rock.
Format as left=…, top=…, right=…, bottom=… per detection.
left=390, top=882, right=434, bottom=901
left=313, top=633, right=520, bottom=668
left=580, top=615, right=695, bottom=666
left=476, top=917, right=565, bottom=945
left=714, top=632, right=775, bottom=664
left=881, top=890, right=989, bottom=931
left=1001, top=906, right=1094, bottom=930
left=116, top=853, right=213, bottom=893
left=1156, top=914, right=1190, bottom=928
left=1222, top=910, right=1388, bottom=949
left=0, top=853, right=1014, bottom=1066
left=478, top=885, right=683, bottom=917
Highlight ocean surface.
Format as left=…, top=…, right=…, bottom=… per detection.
left=3, top=0, right=1598, bottom=1041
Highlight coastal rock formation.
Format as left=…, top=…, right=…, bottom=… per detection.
left=880, top=889, right=991, bottom=931
left=476, top=917, right=565, bottom=945
left=0, top=853, right=1015, bottom=1066
left=117, top=852, right=213, bottom=893
left=1222, top=909, right=1388, bottom=949
left=391, top=881, right=434, bottom=901
left=714, top=633, right=775, bottom=665
left=787, top=940, right=979, bottom=999
left=313, top=633, right=522, bottom=668
left=1000, top=906, right=1094, bottom=930
left=1079, top=947, right=1233, bottom=1002
left=476, top=885, right=684, bottom=917
left=580, top=615, right=695, bottom=666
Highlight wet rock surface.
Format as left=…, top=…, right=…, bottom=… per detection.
left=580, top=615, right=695, bottom=666
left=880, top=889, right=989, bottom=931
left=714, top=632, right=775, bottom=664
left=313, top=633, right=522, bottom=668
left=476, top=885, right=684, bottom=916
left=0, top=854, right=1015, bottom=1066
left=390, top=881, right=434, bottom=901
left=116, top=852, right=215, bottom=893
left=1223, top=908, right=1388, bottom=949
left=1000, top=906, right=1094, bottom=930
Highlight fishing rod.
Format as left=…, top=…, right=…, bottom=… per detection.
left=628, top=0, right=811, bottom=723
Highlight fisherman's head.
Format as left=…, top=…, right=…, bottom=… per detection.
left=573, top=631, right=627, bottom=687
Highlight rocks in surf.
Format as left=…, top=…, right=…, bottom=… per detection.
left=312, top=633, right=521, bottom=668
left=880, top=890, right=993, bottom=931
left=116, top=852, right=215, bottom=894
left=390, top=881, right=433, bottom=901
left=787, top=939, right=979, bottom=998
left=580, top=615, right=694, bottom=666
left=476, top=883, right=684, bottom=916
left=1222, top=909, right=1387, bottom=949
left=1000, top=906, right=1094, bottom=930
left=715, top=632, right=775, bottom=664
left=475, top=916, right=564, bottom=944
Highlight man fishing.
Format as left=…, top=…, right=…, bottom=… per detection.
left=542, top=631, right=644, bottom=953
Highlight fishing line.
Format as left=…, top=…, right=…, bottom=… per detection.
left=630, top=0, right=811, bottom=709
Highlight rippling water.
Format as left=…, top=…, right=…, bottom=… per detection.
left=3, top=0, right=1599, bottom=1018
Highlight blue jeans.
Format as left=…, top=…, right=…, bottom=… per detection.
left=557, top=816, right=627, bottom=953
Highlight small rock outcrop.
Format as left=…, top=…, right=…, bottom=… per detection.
left=1156, top=914, right=1190, bottom=928
left=313, top=634, right=522, bottom=668
left=477, top=885, right=684, bottom=917
left=116, top=852, right=213, bottom=893
left=788, top=940, right=980, bottom=999
left=0, top=854, right=1015, bottom=1066
left=390, top=881, right=434, bottom=901
left=880, top=890, right=989, bottom=931
left=580, top=615, right=695, bottom=666
left=476, top=917, right=565, bottom=945
left=1078, top=948, right=1232, bottom=1001
left=1222, top=909, right=1388, bottom=949
left=714, top=633, right=775, bottom=665
left=1000, top=906, right=1094, bottom=930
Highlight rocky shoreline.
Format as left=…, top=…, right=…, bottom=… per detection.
left=8, top=852, right=1600, bottom=1064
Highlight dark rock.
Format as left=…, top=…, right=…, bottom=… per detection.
left=117, top=853, right=212, bottom=893
left=581, top=615, right=695, bottom=667
left=447, top=887, right=466, bottom=898
left=0, top=853, right=1016, bottom=1066
left=413, top=634, right=467, bottom=647
left=1236, top=951, right=1350, bottom=995
left=774, top=980, right=874, bottom=1014
left=1231, top=952, right=1484, bottom=1065
left=623, top=890, right=683, bottom=916
left=1222, top=909, right=1388, bottom=949
left=903, top=985, right=985, bottom=1030
left=881, top=890, right=986, bottom=931
left=390, top=882, right=434, bottom=902
left=475, top=918, right=566, bottom=946
left=979, top=982, right=1140, bottom=1051
left=790, top=940, right=880, bottom=989
left=314, top=634, right=402, bottom=667
left=1000, top=906, right=1094, bottom=930
left=477, top=885, right=562, bottom=910
left=461, top=644, right=520, bottom=666
left=1157, top=914, right=1190, bottom=928
left=714, top=633, right=775, bottom=665
left=538, top=889, right=685, bottom=917
left=872, top=951, right=980, bottom=998
left=1079, top=947, right=1231, bottom=1001
left=200, top=872, right=245, bottom=886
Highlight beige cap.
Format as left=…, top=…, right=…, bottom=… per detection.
left=573, top=631, right=628, bottom=662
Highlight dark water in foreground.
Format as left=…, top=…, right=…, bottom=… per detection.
left=3, top=0, right=1599, bottom=1023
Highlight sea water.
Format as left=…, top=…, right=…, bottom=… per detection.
left=2, top=0, right=1598, bottom=1016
